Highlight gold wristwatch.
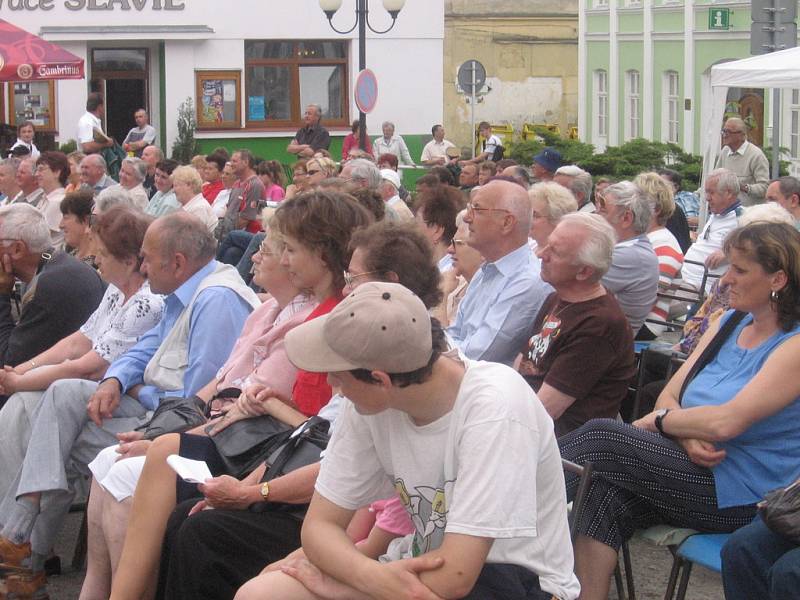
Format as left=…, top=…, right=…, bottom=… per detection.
left=260, top=481, right=270, bottom=501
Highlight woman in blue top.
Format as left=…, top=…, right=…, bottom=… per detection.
left=559, top=221, right=800, bottom=600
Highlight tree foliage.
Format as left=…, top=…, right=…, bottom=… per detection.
left=171, top=97, right=200, bottom=165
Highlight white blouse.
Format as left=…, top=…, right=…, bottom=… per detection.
left=80, top=282, right=164, bottom=363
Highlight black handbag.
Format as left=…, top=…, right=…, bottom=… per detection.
left=249, top=416, right=331, bottom=516
left=759, top=479, right=800, bottom=544
left=136, top=395, right=207, bottom=440
left=206, top=414, right=294, bottom=479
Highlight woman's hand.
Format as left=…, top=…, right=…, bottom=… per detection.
left=263, top=548, right=307, bottom=574
left=115, top=430, right=151, bottom=461
left=0, top=366, right=21, bottom=395
left=198, top=475, right=251, bottom=510
left=679, top=438, right=726, bottom=468
left=238, top=385, right=290, bottom=417
left=280, top=555, right=357, bottom=600
left=206, top=404, right=250, bottom=436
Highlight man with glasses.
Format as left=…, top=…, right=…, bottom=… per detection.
left=715, top=117, right=769, bottom=206
left=448, top=179, right=552, bottom=366
left=682, top=168, right=743, bottom=294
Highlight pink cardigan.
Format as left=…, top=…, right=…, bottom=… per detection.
left=215, top=294, right=316, bottom=399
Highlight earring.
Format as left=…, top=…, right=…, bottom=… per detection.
left=770, top=290, right=779, bottom=302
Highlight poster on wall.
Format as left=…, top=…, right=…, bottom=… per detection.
left=248, top=96, right=266, bottom=121
left=195, top=70, right=241, bottom=129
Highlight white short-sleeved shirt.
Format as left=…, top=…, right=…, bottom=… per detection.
left=315, top=358, right=580, bottom=600
left=77, top=111, right=102, bottom=145
left=80, top=282, right=164, bottom=363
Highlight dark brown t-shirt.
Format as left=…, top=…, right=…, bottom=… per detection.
left=519, top=291, right=635, bottom=437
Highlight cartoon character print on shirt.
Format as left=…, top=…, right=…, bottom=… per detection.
left=519, top=312, right=563, bottom=378
left=395, top=478, right=453, bottom=557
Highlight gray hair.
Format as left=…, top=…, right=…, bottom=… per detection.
left=171, top=165, right=203, bottom=194
left=96, top=186, right=134, bottom=213
left=604, top=181, right=653, bottom=235
left=381, top=121, right=395, bottom=131
left=739, top=202, right=796, bottom=227
left=455, top=208, right=468, bottom=228
left=559, top=212, right=617, bottom=281
left=506, top=165, right=532, bottom=188
left=0, top=203, right=52, bottom=253
left=556, top=165, right=593, bottom=202
left=707, top=168, right=740, bottom=196
left=349, top=158, right=382, bottom=189
left=83, top=154, right=107, bottom=173
left=0, top=157, right=21, bottom=175
left=157, top=212, right=217, bottom=263
left=776, top=176, right=800, bottom=200
left=122, top=157, right=147, bottom=183
left=529, top=181, right=578, bottom=224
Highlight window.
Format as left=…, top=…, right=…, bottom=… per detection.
left=663, top=71, right=680, bottom=144
left=594, top=70, right=608, bottom=139
left=594, top=0, right=608, bottom=7
left=244, top=40, right=348, bottom=129
left=625, top=70, right=640, bottom=140
left=791, top=89, right=800, bottom=160
left=7, top=81, right=56, bottom=131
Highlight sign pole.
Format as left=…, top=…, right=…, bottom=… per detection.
left=771, top=0, right=781, bottom=178
left=470, top=61, right=477, bottom=159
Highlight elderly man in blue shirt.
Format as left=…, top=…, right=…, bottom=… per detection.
left=0, top=212, right=259, bottom=588
left=448, top=179, right=552, bottom=366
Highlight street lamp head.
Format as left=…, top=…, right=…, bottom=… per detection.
left=319, top=0, right=343, bottom=19
left=382, top=0, right=405, bottom=18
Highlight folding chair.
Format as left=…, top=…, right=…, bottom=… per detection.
left=668, top=533, right=730, bottom=600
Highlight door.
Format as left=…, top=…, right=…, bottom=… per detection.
left=90, top=48, right=149, bottom=145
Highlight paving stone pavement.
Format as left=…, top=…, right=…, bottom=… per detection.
left=47, top=512, right=725, bottom=600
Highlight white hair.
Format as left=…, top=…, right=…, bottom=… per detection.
left=559, top=212, right=618, bottom=281
left=604, top=181, right=653, bottom=235
left=529, top=182, right=578, bottom=224
left=349, top=158, right=382, bottom=189
left=707, top=168, right=740, bottom=196
left=0, top=203, right=52, bottom=253
left=555, top=165, right=593, bottom=202
left=96, top=186, right=134, bottom=214
left=739, top=202, right=796, bottom=227
left=122, top=157, right=147, bottom=183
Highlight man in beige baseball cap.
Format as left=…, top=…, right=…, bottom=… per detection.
left=268, top=282, right=579, bottom=600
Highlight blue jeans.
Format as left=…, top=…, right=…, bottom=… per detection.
left=236, top=232, right=266, bottom=285
left=721, top=516, right=800, bottom=599
left=216, top=230, right=254, bottom=267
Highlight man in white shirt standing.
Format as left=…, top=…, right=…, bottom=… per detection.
left=462, top=121, right=502, bottom=165
left=237, top=281, right=580, bottom=600
left=122, top=109, right=157, bottom=158
left=77, top=93, right=114, bottom=155
left=420, top=124, right=456, bottom=166
left=9, top=122, right=39, bottom=160
left=714, top=117, right=769, bottom=206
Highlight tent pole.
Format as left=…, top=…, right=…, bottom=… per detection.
left=772, top=89, right=780, bottom=179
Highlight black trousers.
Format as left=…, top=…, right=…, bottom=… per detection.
left=465, top=563, right=556, bottom=599
left=157, top=500, right=303, bottom=600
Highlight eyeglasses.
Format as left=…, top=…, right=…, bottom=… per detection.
left=307, top=169, right=322, bottom=176
left=448, top=238, right=467, bottom=247
left=721, top=129, right=744, bottom=135
left=258, top=239, right=276, bottom=256
left=465, top=202, right=511, bottom=217
left=343, top=269, right=380, bottom=287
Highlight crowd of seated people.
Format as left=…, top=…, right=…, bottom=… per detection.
left=1, top=129, right=800, bottom=600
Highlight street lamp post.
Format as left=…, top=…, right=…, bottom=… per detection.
left=319, top=0, right=405, bottom=152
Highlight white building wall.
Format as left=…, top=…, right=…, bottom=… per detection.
left=3, top=0, right=444, bottom=148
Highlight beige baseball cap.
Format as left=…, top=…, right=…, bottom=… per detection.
left=285, top=282, right=432, bottom=374
left=380, top=168, right=402, bottom=190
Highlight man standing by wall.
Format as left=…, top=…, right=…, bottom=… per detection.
left=77, top=93, right=115, bottom=155
left=287, top=105, right=330, bottom=158
left=122, top=109, right=157, bottom=158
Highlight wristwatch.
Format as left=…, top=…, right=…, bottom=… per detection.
left=259, top=481, right=270, bottom=501
left=654, top=408, right=672, bottom=438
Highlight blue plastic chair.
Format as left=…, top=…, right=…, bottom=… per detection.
left=667, top=533, right=730, bottom=600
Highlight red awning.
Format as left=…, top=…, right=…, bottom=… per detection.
left=0, top=19, right=84, bottom=82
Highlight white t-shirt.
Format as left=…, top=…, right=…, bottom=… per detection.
left=77, top=111, right=102, bottom=145
left=682, top=208, right=740, bottom=292
left=482, top=134, right=502, bottom=157
left=315, top=358, right=580, bottom=600
left=182, top=193, right=219, bottom=233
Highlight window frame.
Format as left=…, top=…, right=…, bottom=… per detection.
left=594, top=69, right=608, bottom=140
left=195, top=70, right=242, bottom=130
left=7, top=80, right=57, bottom=133
left=625, top=70, right=640, bottom=141
left=663, top=70, right=680, bottom=144
left=244, top=40, right=349, bottom=131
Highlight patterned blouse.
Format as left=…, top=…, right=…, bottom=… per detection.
left=80, top=282, right=165, bottom=364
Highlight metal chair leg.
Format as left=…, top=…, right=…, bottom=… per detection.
left=621, top=540, right=636, bottom=600
left=663, top=553, right=683, bottom=600
left=674, top=560, right=693, bottom=600
left=614, top=564, right=626, bottom=600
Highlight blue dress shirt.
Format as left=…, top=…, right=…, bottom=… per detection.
left=447, top=244, right=553, bottom=366
left=104, top=260, right=254, bottom=410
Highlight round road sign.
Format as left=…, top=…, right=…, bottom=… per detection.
left=457, top=60, right=486, bottom=96
left=355, top=69, right=378, bottom=114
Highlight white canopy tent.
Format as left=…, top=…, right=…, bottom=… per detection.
left=701, top=46, right=800, bottom=187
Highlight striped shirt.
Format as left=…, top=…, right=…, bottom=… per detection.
left=644, top=228, right=685, bottom=334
